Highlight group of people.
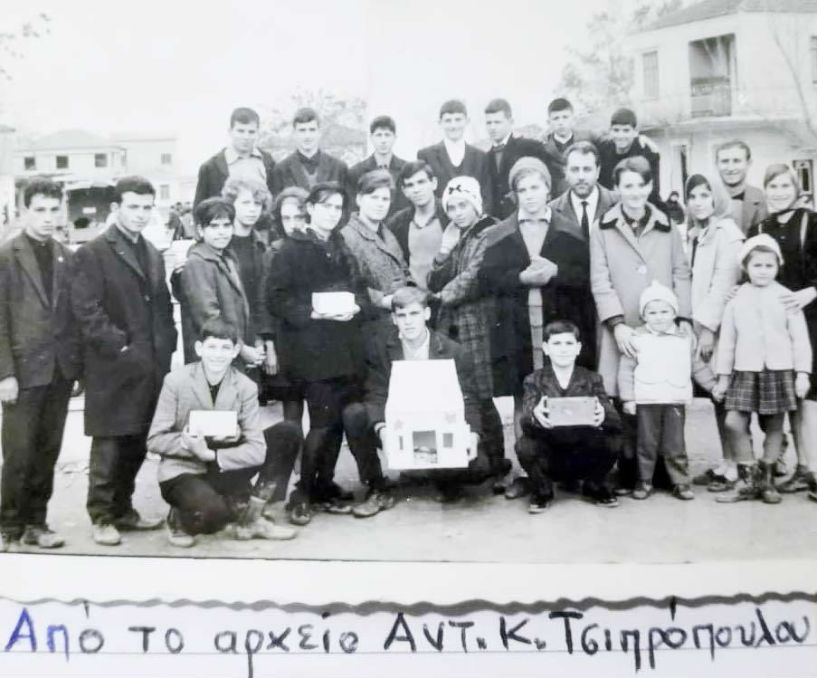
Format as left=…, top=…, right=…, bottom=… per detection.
left=1, top=95, right=816, bottom=552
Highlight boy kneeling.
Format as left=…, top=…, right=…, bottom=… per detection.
left=516, top=321, right=621, bottom=513
left=148, top=319, right=299, bottom=547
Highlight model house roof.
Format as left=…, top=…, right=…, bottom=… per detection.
left=648, top=0, right=817, bottom=30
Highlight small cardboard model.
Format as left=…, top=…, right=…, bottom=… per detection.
left=188, top=410, right=238, bottom=437
left=383, top=359, right=471, bottom=470
left=312, top=291, right=356, bottom=316
left=545, top=397, right=598, bottom=427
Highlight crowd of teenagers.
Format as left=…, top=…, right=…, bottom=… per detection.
left=2, top=95, right=817, bottom=552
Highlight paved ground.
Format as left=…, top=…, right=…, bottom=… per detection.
left=2, top=395, right=817, bottom=563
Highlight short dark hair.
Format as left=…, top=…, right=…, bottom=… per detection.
left=199, top=318, right=239, bottom=344
left=563, top=140, right=600, bottom=167
left=543, top=320, right=581, bottom=341
left=715, top=139, right=752, bottom=162
left=23, top=178, right=63, bottom=207
left=113, top=176, right=155, bottom=204
left=610, top=107, right=637, bottom=128
left=194, top=197, right=236, bottom=227
left=357, top=168, right=394, bottom=195
left=306, top=181, right=347, bottom=209
left=369, top=115, right=396, bottom=135
left=613, top=156, right=653, bottom=187
left=398, top=160, right=435, bottom=186
left=484, top=98, right=512, bottom=118
left=229, top=107, right=260, bottom=128
left=391, top=286, right=429, bottom=311
left=439, top=99, right=467, bottom=118
left=547, top=98, right=573, bottom=115
left=293, top=107, right=320, bottom=127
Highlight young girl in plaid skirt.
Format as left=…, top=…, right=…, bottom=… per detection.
left=712, top=234, right=813, bottom=503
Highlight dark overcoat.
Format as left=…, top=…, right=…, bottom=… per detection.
left=270, top=151, right=349, bottom=197
left=485, top=135, right=550, bottom=220
left=193, top=148, right=276, bottom=207
left=0, top=233, right=81, bottom=388
left=71, top=226, right=177, bottom=436
left=417, top=142, right=492, bottom=215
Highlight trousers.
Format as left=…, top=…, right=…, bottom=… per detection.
left=636, top=404, right=689, bottom=485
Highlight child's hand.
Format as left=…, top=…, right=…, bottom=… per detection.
left=593, top=398, right=606, bottom=427
left=795, top=373, right=811, bottom=399
left=533, top=397, right=552, bottom=428
left=711, top=377, right=729, bottom=403
left=622, top=401, right=636, bottom=416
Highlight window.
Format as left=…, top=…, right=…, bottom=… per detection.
left=94, top=153, right=107, bottom=168
left=811, top=37, right=817, bottom=83
left=642, top=51, right=659, bottom=99
left=159, top=184, right=170, bottom=200
left=24, top=156, right=36, bottom=171
left=56, top=155, right=69, bottom=170
left=689, top=34, right=735, bottom=117
left=794, top=159, right=813, bottom=194
left=161, top=153, right=172, bottom=165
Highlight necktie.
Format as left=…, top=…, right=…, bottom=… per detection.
left=690, top=236, right=699, bottom=268
left=580, top=201, right=590, bottom=240
left=493, top=144, right=504, bottom=171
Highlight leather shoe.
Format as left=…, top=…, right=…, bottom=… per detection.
left=114, top=510, right=163, bottom=531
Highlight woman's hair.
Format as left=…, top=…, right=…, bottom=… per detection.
left=193, top=197, right=236, bottom=228
left=763, top=163, right=801, bottom=200
left=357, top=168, right=394, bottom=196
left=273, top=186, right=309, bottom=229
left=612, top=155, right=652, bottom=187
left=684, top=173, right=731, bottom=228
left=306, top=181, right=347, bottom=210
left=221, top=176, right=272, bottom=212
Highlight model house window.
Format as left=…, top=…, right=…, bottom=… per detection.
left=811, top=36, right=817, bottom=83
left=94, top=153, right=107, bottom=168
left=56, top=155, right=69, bottom=170
left=161, top=153, right=172, bottom=165
left=643, top=51, right=659, bottom=99
left=160, top=184, right=170, bottom=200
left=24, top=156, right=36, bottom=170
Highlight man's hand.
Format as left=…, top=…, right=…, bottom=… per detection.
left=696, top=326, right=716, bottom=362
left=379, top=294, right=394, bottom=310
left=711, top=376, right=730, bottom=403
left=622, top=401, right=636, bottom=416
left=795, top=373, right=811, bottom=399
left=240, top=344, right=265, bottom=367
left=181, top=430, right=215, bottom=462
left=466, top=432, right=479, bottom=461
left=519, top=258, right=558, bottom=286
left=613, top=324, right=637, bottom=358
left=263, top=340, right=278, bottom=376
left=533, top=397, right=552, bottom=428
left=639, top=134, right=659, bottom=153
left=780, top=287, right=817, bottom=312
left=593, top=398, right=606, bottom=427
left=0, top=376, right=19, bottom=405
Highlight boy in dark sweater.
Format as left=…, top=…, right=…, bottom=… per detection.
left=516, top=321, right=621, bottom=513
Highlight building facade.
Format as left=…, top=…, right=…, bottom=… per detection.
left=627, top=0, right=817, bottom=197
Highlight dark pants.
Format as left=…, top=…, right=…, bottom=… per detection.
left=1, top=378, right=73, bottom=537
left=159, top=421, right=302, bottom=535
left=516, top=427, right=617, bottom=498
left=636, top=404, right=689, bottom=486
left=478, top=399, right=506, bottom=472
left=87, top=433, right=149, bottom=525
left=301, top=378, right=385, bottom=502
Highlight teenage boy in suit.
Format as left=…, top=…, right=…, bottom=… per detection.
left=0, top=179, right=82, bottom=550
left=194, top=107, right=276, bottom=207
left=349, top=115, right=408, bottom=217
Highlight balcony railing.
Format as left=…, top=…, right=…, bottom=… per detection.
left=690, top=76, right=732, bottom=117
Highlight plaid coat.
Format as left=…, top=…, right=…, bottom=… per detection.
left=427, top=215, right=498, bottom=399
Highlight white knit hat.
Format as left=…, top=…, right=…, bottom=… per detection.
left=639, top=280, right=679, bottom=318
left=739, top=233, right=784, bottom=268
left=442, top=176, right=483, bottom=216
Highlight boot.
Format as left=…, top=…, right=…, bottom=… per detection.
left=777, top=464, right=813, bottom=493
left=235, top=497, right=297, bottom=540
left=757, top=461, right=782, bottom=505
left=715, top=464, right=759, bottom=503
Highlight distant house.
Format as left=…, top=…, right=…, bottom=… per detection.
left=0, top=124, right=16, bottom=236
left=14, top=130, right=181, bottom=240
left=626, top=0, right=817, bottom=196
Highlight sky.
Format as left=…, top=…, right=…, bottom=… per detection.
left=0, top=0, right=615, bottom=176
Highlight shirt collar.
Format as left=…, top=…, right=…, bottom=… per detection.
left=570, top=186, right=600, bottom=219
left=400, top=328, right=431, bottom=358
left=621, top=204, right=652, bottom=231
left=518, top=205, right=552, bottom=224
left=224, top=145, right=262, bottom=165
left=493, top=133, right=512, bottom=149
left=443, top=137, right=466, bottom=155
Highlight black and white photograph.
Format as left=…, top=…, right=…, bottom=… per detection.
left=1, top=0, right=817, bottom=569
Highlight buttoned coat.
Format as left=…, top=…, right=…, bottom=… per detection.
left=71, top=226, right=177, bottom=436
left=417, top=142, right=493, bottom=215
left=148, top=362, right=265, bottom=483
left=548, top=185, right=619, bottom=243
left=193, top=148, right=276, bottom=207
left=0, top=233, right=81, bottom=387
left=590, top=203, right=692, bottom=396
left=479, top=210, right=597, bottom=397
left=178, top=242, right=250, bottom=362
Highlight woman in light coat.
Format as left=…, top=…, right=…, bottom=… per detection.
left=684, top=173, right=745, bottom=491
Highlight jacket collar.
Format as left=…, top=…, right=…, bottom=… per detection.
left=105, top=224, right=150, bottom=281
left=346, top=213, right=382, bottom=242
left=599, top=202, right=670, bottom=232
left=12, top=232, right=55, bottom=307
left=385, top=327, right=451, bottom=360
left=188, top=241, right=245, bottom=294
left=190, top=361, right=241, bottom=410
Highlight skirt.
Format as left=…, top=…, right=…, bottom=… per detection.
left=724, top=370, right=797, bottom=415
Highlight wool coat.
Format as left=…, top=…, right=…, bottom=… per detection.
left=417, top=142, right=492, bottom=215
left=178, top=242, right=250, bottom=363
left=193, top=148, right=276, bottom=207
left=479, top=210, right=597, bottom=397
left=148, top=362, right=265, bottom=483
left=0, top=233, right=81, bottom=387
left=427, top=215, right=499, bottom=399
left=485, top=135, right=550, bottom=219
left=271, top=150, right=349, bottom=197
left=71, top=226, right=177, bottom=436
left=590, top=203, right=692, bottom=396
left=265, top=229, right=372, bottom=383
left=362, top=328, right=482, bottom=435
